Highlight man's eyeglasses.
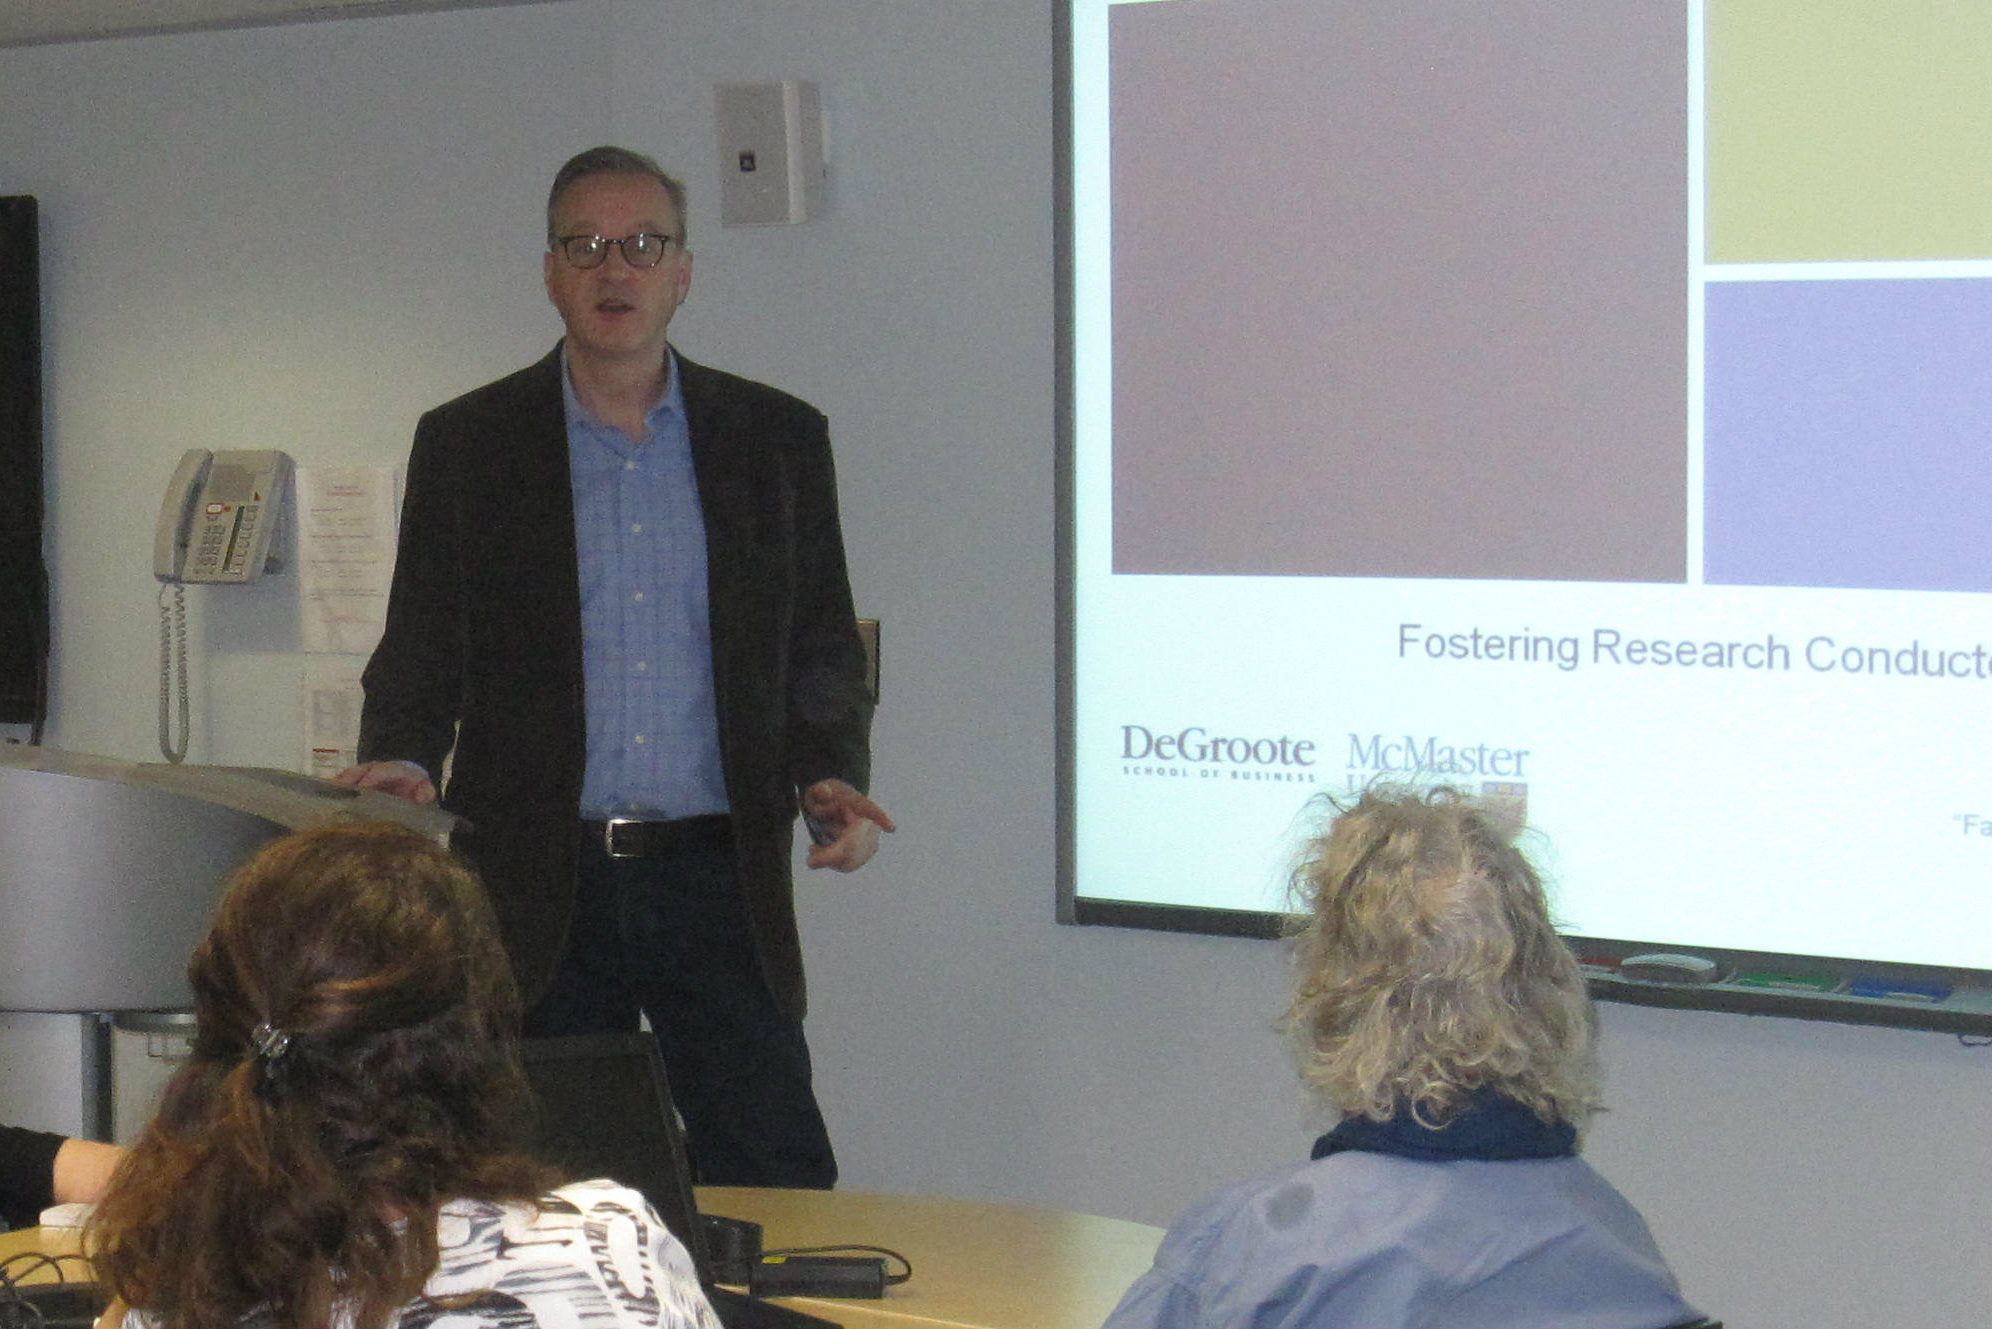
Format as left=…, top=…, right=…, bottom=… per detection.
left=553, top=232, right=681, bottom=269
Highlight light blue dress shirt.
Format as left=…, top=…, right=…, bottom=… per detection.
left=564, top=348, right=729, bottom=820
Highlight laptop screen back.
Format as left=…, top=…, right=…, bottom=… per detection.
left=516, top=1032, right=714, bottom=1280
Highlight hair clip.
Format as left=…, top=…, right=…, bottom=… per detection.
left=252, top=1022, right=292, bottom=1061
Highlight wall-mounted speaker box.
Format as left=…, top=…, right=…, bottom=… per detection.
left=714, top=80, right=826, bottom=226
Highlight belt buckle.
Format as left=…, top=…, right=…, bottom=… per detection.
left=603, top=817, right=644, bottom=859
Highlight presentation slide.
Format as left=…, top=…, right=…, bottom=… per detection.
left=1065, top=0, right=1992, bottom=976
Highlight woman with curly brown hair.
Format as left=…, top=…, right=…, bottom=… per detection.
left=1103, top=787, right=1704, bottom=1329
left=88, top=822, right=718, bottom=1329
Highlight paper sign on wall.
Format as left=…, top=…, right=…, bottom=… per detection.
left=296, top=465, right=398, bottom=656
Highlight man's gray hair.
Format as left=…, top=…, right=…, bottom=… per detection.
left=546, top=145, right=689, bottom=246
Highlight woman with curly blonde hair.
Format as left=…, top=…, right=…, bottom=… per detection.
left=89, top=822, right=719, bottom=1329
left=1104, top=787, right=1703, bottom=1329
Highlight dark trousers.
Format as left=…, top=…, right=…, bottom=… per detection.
left=522, top=824, right=836, bottom=1189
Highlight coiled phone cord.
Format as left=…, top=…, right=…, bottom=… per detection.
left=157, top=581, right=189, bottom=764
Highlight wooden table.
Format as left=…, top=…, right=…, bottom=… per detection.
left=696, top=1187, right=1162, bottom=1329
left=0, top=1221, right=83, bottom=1266
left=0, top=1220, right=92, bottom=1311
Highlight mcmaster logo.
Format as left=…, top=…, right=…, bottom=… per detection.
left=1113, top=722, right=1532, bottom=792
left=1345, top=733, right=1531, bottom=778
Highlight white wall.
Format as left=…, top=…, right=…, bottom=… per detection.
left=1, top=5, right=1985, bottom=1327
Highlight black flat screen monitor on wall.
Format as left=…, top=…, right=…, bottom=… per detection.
left=0, top=195, right=47, bottom=729
left=1055, top=1, right=1992, bottom=1035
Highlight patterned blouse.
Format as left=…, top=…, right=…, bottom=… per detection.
left=123, top=1179, right=721, bottom=1329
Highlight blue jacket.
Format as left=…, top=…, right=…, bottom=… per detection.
left=1102, top=1151, right=1699, bottom=1329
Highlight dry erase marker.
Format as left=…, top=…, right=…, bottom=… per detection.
left=1845, top=977, right=1950, bottom=1003
left=1733, top=971, right=1837, bottom=993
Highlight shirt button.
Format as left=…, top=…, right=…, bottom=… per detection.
left=625, top=461, right=637, bottom=471
left=635, top=661, right=649, bottom=672
left=631, top=522, right=644, bottom=534
left=633, top=734, right=646, bottom=745
left=633, top=591, right=645, bottom=602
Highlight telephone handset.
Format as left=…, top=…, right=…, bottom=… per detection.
left=154, top=448, right=294, bottom=583
left=153, top=449, right=295, bottom=764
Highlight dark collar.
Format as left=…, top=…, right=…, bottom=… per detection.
left=1312, top=1087, right=1577, bottom=1163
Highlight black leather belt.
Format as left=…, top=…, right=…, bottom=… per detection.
left=585, top=814, right=733, bottom=859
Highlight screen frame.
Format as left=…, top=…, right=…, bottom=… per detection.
left=0, top=194, right=47, bottom=732
left=1048, top=0, right=1992, bottom=1038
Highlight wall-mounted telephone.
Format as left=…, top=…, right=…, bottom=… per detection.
left=153, top=449, right=295, bottom=765
left=154, top=448, right=294, bottom=584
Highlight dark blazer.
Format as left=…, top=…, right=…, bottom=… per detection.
left=358, top=345, right=873, bottom=1019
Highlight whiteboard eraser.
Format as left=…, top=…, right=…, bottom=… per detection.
left=1617, top=953, right=1722, bottom=985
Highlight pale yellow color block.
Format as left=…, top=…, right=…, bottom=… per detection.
left=1708, top=0, right=1992, bottom=262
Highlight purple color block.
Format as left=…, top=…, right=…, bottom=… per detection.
left=1705, top=278, right=1992, bottom=593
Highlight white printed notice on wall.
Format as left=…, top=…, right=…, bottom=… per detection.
left=297, top=465, right=400, bottom=656
left=301, top=656, right=365, bottom=779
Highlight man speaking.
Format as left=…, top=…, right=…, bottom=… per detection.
left=339, top=145, right=891, bottom=1189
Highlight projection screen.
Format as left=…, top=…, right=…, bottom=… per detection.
left=1057, top=0, right=1992, bottom=1032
